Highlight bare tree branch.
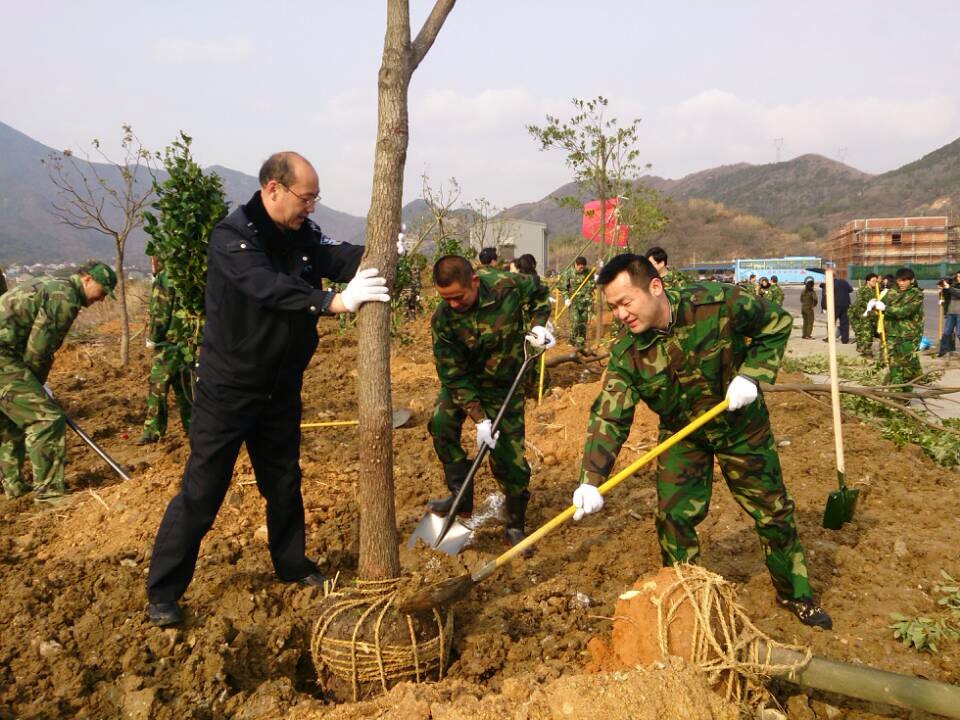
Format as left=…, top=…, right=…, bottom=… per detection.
left=411, top=0, right=456, bottom=69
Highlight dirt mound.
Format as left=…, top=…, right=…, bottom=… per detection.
left=1, top=296, right=959, bottom=718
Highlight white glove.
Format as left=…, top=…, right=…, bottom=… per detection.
left=548, top=296, right=556, bottom=304
left=874, top=300, right=886, bottom=312
left=725, top=375, right=758, bottom=411
left=339, top=267, right=390, bottom=312
left=564, top=298, right=572, bottom=308
left=572, top=484, right=604, bottom=521
left=865, top=299, right=876, bottom=313
left=146, top=339, right=156, bottom=349
left=525, top=325, right=556, bottom=349
left=475, top=419, right=499, bottom=450
left=396, top=236, right=406, bottom=256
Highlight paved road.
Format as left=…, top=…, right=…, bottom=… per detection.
left=780, top=285, right=946, bottom=342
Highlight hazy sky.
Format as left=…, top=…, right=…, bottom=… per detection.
left=3, top=1, right=957, bottom=216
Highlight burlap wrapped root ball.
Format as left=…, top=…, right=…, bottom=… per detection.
left=310, top=578, right=453, bottom=702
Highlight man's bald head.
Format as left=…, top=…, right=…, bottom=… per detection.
left=258, top=152, right=320, bottom=232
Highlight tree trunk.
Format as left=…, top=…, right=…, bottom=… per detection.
left=355, top=0, right=454, bottom=581
left=355, top=3, right=413, bottom=581
left=115, top=236, right=129, bottom=366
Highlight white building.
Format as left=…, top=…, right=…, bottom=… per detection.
left=470, top=218, right=548, bottom=273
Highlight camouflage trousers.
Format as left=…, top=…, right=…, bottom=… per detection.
left=0, top=357, right=67, bottom=499
left=568, top=303, right=591, bottom=350
left=655, top=411, right=813, bottom=601
left=885, top=337, right=921, bottom=392
left=142, top=346, right=193, bottom=440
left=429, top=386, right=529, bottom=496
left=852, top=319, right=874, bottom=356
left=801, top=309, right=814, bottom=338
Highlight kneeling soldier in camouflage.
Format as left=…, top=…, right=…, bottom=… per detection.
left=0, top=262, right=116, bottom=501
left=427, top=255, right=553, bottom=550
left=570, top=253, right=831, bottom=629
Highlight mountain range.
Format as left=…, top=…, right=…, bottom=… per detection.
left=2, top=119, right=957, bottom=267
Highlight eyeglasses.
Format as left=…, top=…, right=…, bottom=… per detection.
left=280, top=183, right=321, bottom=206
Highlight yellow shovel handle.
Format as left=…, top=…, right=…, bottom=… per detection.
left=301, top=420, right=359, bottom=428
left=490, top=399, right=729, bottom=571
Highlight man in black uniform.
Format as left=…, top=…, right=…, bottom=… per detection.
left=146, top=152, right=389, bottom=627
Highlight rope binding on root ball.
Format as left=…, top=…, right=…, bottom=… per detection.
left=310, top=577, right=453, bottom=701
left=648, top=565, right=812, bottom=707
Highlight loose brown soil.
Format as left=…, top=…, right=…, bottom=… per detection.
left=1, top=295, right=958, bottom=719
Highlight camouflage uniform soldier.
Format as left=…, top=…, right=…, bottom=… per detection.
left=737, top=274, right=759, bottom=296
left=560, top=256, right=594, bottom=350
left=138, top=266, right=193, bottom=444
left=427, top=255, right=553, bottom=549
left=0, top=262, right=116, bottom=500
left=871, top=267, right=923, bottom=391
left=570, top=253, right=831, bottom=629
left=799, top=278, right=817, bottom=338
left=850, top=274, right=879, bottom=357
left=645, top=246, right=692, bottom=290
left=766, top=276, right=785, bottom=307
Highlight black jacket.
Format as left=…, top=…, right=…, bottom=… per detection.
left=197, top=192, right=363, bottom=392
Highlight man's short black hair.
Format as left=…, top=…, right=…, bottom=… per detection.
left=865, top=272, right=878, bottom=282
left=433, top=255, right=475, bottom=287
left=770, top=275, right=778, bottom=283
left=258, top=151, right=305, bottom=187
left=597, top=253, right=659, bottom=289
left=575, top=256, right=587, bottom=266
left=515, top=253, right=537, bottom=275
left=895, top=267, right=915, bottom=282
left=644, top=246, right=668, bottom=265
left=478, top=247, right=498, bottom=266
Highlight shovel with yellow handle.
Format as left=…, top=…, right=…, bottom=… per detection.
left=399, top=399, right=729, bottom=613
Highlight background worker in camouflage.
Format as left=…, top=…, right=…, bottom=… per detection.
left=644, top=246, right=692, bottom=290
left=569, top=253, right=832, bottom=629
left=869, top=267, right=923, bottom=391
left=851, top=273, right=879, bottom=357
left=799, top=277, right=817, bottom=338
left=427, top=255, right=553, bottom=550
left=560, top=256, right=594, bottom=351
left=137, top=259, right=193, bottom=445
left=765, top=275, right=784, bottom=307
left=737, top=273, right=759, bottom=296
left=0, top=261, right=116, bottom=500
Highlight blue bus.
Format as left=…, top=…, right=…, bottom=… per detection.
left=733, top=257, right=822, bottom=284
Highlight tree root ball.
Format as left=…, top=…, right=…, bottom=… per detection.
left=590, top=566, right=724, bottom=670
left=310, top=583, right=453, bottom=702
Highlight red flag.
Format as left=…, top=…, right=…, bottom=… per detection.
left=582, top=198, right=629, bottom=246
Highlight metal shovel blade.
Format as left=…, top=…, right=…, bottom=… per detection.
left=823, top=486, right=859, bottom=529
left=406, top=512, right=474, bottom=555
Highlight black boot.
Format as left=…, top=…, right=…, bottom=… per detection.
left=426, top=461, right=473, bottom=516
left=503, top=490, right=534, bottom=558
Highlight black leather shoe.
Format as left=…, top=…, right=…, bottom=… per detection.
left=297, top=572, right=326, bottom=588
left=777, top=596, right=832, bottom=630
left=147, top=601, right=183, bottom=627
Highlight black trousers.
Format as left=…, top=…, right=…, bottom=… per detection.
left=146, top=380, right=315, bottom=603
left=836, top=307, right=850, bottom=343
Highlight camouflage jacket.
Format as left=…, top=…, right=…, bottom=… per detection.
left=0, top=275, right=85, bottom=382
left=432, top=267, right=551, bottom=422
left=560, top=266, right=595, bottom=308
left=736, top=280, right=758, bottom=296
left=850, top=284, right=875, bottom=324
left=147, top=270, right=189, bottom=346
left=800, top=288, right=817, bottom=312
left=660, top=268, right=693, bottom=290
left=578, top=282, right=791, bottom=485
left=883, top=285, right=923, bottom=340
left=765, top=284, right=784, bottom=307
